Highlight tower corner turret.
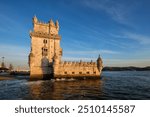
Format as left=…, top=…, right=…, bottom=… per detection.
left=33, top=15, right=38, bottom=23
left=55, top=20, right=59, bottom=31
left=97, top=54, right=103, bottom=72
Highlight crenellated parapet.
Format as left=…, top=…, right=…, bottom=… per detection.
left=60, top=61, right=97, bottom=67
left=32, top=16, right=59, bottom=35
left=33, top=16, right=59, bottom=27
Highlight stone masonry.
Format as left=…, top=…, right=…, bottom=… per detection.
left=29, top=16, right=103, bottom=80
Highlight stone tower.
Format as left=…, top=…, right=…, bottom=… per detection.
left=29, top=16, right=62, bottom=80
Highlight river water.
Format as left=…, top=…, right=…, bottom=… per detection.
left=0, top=71, right=150, bottom=100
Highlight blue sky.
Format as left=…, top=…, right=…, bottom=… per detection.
left=0, top=0, right=150, bottom=69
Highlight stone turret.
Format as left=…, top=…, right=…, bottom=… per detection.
left=97, top=54, right=103, bottom=72
left=55, top=20, right=59, bottom=31
left=33, top=15, right=38, bottom=23
left=49, top=19, right=55, bottom=26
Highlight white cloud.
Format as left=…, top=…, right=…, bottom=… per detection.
left=124, top=32, right=150, bottom=44
left=82, top=0, right=138, bottom=25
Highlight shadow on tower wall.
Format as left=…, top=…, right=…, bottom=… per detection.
left=41, top=56, right=53, bottom=80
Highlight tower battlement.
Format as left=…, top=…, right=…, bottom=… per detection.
left=60, top=61, right=97, bottom=66
left=32, top=16, right=59, bottom=35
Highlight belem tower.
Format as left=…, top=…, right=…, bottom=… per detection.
left=29, top=16, right=103, bottom=80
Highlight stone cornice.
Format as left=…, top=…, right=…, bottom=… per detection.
left=30, top=31, right=61, bottom=40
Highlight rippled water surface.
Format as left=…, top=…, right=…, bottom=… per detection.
left=0, top=71, right=150, bottom=100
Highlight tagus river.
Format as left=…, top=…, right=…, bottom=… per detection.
left=0, top=71, right=150, bottom=100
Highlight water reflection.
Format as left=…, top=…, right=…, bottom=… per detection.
left=1, top=71, right=150, bottom=99
left=26, top=79, right=103, bottom=100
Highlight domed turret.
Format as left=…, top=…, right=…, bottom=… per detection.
left=97, top=54, right=103, bottom=71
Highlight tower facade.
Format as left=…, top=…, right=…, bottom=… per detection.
left=29, top=16, right=62, bottom=79
left=29, top=17, right=103, bottom=80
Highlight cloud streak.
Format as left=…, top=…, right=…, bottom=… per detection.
left=64, top=50, right=119, bottom=55
left=124, top=32, right=150, bottom=44
left=82, top=0, right=138, bottom=25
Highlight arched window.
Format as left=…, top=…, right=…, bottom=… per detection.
left=42, top=47, right=48, bottom=56
left=43, top=39, right=47, bottom=44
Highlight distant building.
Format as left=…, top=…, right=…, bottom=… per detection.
left=29, top=16, right=103, bottom=80
left=0, top=67, right=9, bottom=72
left=1, top=62, right=5, bottom=68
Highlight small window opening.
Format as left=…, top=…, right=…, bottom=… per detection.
left=43, top=39, right=47, bottom=44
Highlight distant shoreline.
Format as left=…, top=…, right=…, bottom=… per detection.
left=0, top=72, right=29, bottom=80
left=103, top=66, right=150, bottom=71
left=0, top=74, right=16, bottom=80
